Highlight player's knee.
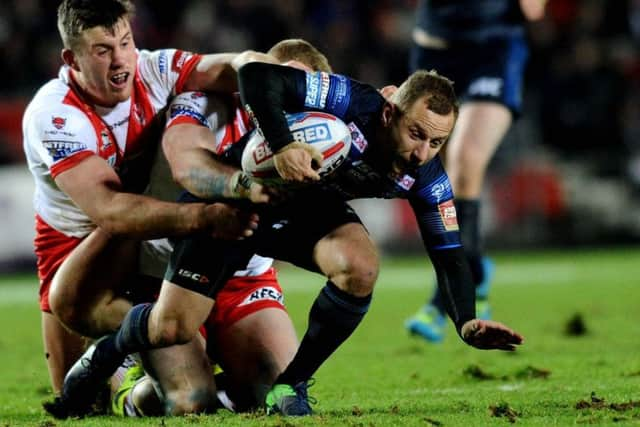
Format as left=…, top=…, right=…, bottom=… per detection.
left=153, top=317, right=198, bottom=346
left=340, top=252, right=379, bottom=296
left=164, top=387, right=217, bottom=415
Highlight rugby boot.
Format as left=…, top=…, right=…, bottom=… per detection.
left=265, top=381, right=315, bottom=416
left=405, top=304, right=446, bottom=342
left=60, top=335, right=126, bottom=417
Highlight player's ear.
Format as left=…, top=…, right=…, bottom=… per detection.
left=61, top=48, right=80, bottom=72
left=382, top=102, right=396, bottom=128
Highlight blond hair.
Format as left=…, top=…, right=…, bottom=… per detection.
left=268, top=39, right=333, bottom=73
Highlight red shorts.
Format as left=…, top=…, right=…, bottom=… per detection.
left=34, top=215, right=83, bottom=312
left=205, top=268, right=286, bottom=333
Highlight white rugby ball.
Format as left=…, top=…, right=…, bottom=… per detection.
left=241, top=112, right=351, bottom=185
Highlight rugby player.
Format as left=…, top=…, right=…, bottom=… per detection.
left=58, top=57, right=524, bottom=417
left=24, top=0, right=269, bottom=398
left=405, top=0, right=548, bottom=342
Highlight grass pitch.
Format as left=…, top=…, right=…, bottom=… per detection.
left=0, top=247, right=639, bottom=426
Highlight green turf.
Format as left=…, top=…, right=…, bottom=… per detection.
left=0, top=247, right=639, bottom=426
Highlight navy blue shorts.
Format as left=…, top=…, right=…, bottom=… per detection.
left=165, top=193, right=363, bottom=298
left=410, top=34, right=529, bottom=116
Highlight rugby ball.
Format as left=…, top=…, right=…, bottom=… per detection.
left=241, top=112, right=351, bottom=185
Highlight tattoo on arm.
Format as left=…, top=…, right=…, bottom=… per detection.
left=187, top=169, right=230, bottom=199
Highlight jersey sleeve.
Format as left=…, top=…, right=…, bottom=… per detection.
left=408, top=157, right=462, bottom=251
left=25, top=103, right=98, bottom=178
left=137, top=49, right=202, bottom=100
left=165, top=91, right=213, bottom=129
left=409, top=158, right=475, bottom=332
left=238, top=62, right=380, bottom=153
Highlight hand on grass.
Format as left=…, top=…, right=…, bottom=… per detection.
left=461, top=319, right=524, bottom=351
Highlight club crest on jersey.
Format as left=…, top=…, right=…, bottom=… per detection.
left=347, top=122, right=367, bottom=153
left=239, top=286, right=284, bottom=306
left=51, top=116, right=66, bottom=130
left=437, top=199, right=459, bottom=231
left=390, top=173, right=415, bottom=190
left=43, top=140, right=87, bottom=161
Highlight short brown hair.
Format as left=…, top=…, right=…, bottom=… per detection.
left=267, top=39, right=333, bottom=73
left=57, top=0, right=135, bottom=50
left=391, top=69, right=458, bottom=118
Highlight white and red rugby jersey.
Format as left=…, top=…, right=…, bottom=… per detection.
left=23, top=49, right=201, bottom=238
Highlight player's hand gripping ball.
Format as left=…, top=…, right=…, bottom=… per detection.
left=241, top=112, right=352, bottom=186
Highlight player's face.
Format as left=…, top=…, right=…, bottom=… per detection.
left=70, top=18, right=137, bottom=107
left=389, top=96, right=455, bottom=173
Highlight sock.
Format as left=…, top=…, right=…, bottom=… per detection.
left=114, top=303, right=154, bottom=354
left=430, top=198, right=483, bottom=312
left=276, top=281, right=371, bottom=386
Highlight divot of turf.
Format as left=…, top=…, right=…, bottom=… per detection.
left=489, top=401, right=521, bottom=423
left=565, top=313, right=587, bottom=336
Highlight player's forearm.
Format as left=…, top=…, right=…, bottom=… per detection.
left=428, top=246, right=476, bottom=335
left=163, top=124, right=239, bottom=199
left=91, top=193, right=208, bottom=239
left=173, top=156, right=239, bottom=200
left=238, top=62, right=303, bottom=152
left=184, top=53, right=239, bottom=93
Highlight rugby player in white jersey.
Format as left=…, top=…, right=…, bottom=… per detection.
left=23, top=0, right=265, bottom=400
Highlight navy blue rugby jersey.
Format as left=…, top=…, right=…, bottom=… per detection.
left=238, top=62, right=461, bottom=251
left=415, top=0, right=526, bottom=42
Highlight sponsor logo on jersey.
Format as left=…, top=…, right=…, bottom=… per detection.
left=169, top=105, right=209, bottom=127
left=51, top=116, right=66, bottom=130
left=347, top=122, right=367, bottom=152
left=158, top=50, right=167, bottom=74
left=304, top=71, right=330, bottom=109
left=172, top=50, right=194, bottom=73
left=239, top=286, right=284, bottom=306
left=292, top=123, right=331, bottom=144
left=468, top=77, right=503, bottom=97
left=437, top=199, right=459, bottom=231
left=431, top=182, right=449, bottom=202
left=177, top=268, right=210, bottom=284
left=43, top=140, right=88, bottom=161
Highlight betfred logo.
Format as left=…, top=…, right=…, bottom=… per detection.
left=52, top=116, right=66, bottom=130
left=292, top=123, right=331, bottom=144
left=177, top=269, right=210, bottom=284
left=252, top=140, right=274, bottom=164
left=437, top=200, right=459, bottom=231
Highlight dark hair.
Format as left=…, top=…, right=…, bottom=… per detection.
left=268, top=38, right=332, bottom=73
left=391, top=69, right=458, bottom=119
left=57, top=0, right=135, bottom=50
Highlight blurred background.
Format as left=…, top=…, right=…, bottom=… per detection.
left=1, top=0, right=639, bottom=272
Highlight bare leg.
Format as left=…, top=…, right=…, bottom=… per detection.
left=141, top=336, right=216, bottom=415
left=41, top=312, right=86, bottom=395
left=49, top=228, right=138, bottom=337
left=215, top=308, right=298, bottom=408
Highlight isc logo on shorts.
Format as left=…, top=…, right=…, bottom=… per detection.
left=239, top=286, right=283, bottom=306
left=177, top=269, right=210, bottom=283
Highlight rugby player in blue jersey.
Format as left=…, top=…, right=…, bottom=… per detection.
left=58, top=57, right=524, bottom=417
left=405, top=0, right=547, bottom=342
